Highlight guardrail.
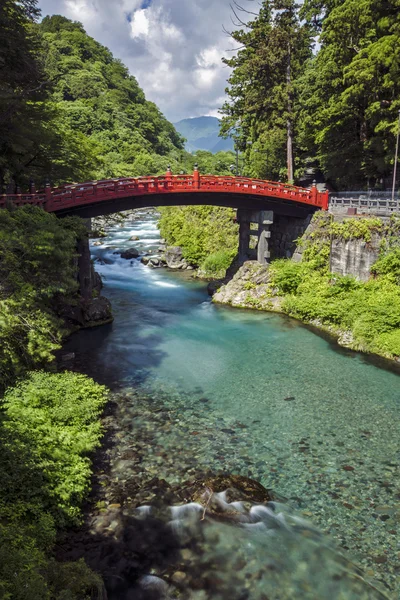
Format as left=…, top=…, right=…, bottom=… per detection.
left=329, top=196, right=400, bottom=214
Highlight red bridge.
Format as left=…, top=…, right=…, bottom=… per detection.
left=0, top=168, right=329, bottom=219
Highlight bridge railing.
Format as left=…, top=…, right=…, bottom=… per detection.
left=329, top=195, right=400, bottom=214
left=0, top=170, right=329, bottom=212
left=0, top=194, right=46, bottom=209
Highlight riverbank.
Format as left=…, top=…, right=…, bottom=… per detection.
left=212, top=260, right=400, bottom=363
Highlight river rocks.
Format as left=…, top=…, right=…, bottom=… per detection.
left=165, top=246, right=189, bottom=270
left=119, top=248, right=140, bottom=259
left=207, top=280, right=223, bottom=296
left=149, top=258, right=162, bottom=268
left=129, top=235, right=140, bottom=241
left=90, top=228, right=107, bottom=239
left=177, top=474, right=276, bottom=521
left=213, top=261, right=283, bottom=312
left=141, top=256, right=150, bottom=265
left=83, top=296, right=113, bottom=327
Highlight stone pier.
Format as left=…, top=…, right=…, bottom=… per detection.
left=237, top=209, right=274, bottom=265
left=237, top=210, right=312, bottom=265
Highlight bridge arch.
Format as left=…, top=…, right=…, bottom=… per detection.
left=0, top=167, right=328, bottom=264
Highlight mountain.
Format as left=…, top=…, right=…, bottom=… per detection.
left=174, top=116, right=234, bottom=153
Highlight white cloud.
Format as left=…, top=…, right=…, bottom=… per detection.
left=37, top=0, right=249, bottom=122
left=130, top=9, right=150, bottom=38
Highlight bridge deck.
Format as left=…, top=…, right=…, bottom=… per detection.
left=0, top=171, right=329, bottom=217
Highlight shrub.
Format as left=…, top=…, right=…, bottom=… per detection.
left=201, top=250, right=236, bottom=277
left=269, top=260, right=305, bottom=295
left=158, top=205, right=238, bottom=266
left=2, top=371, right=108, bottom=525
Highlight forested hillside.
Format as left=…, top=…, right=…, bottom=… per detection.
left=0, top=5, right=185, bottom=188
left=221, top=0, right=400, bottom=190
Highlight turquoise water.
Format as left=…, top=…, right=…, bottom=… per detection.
left=66, top=212, right=400, bottom=596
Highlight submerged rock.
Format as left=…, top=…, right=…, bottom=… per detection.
left=120, top=248, right=140, bottom=259
left=181, top=474, right=274, bottom=507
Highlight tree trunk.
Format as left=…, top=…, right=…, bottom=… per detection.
left=287, top=42, right=294, bottom=183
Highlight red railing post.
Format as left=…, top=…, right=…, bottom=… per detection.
left=193, top=163, right=200, bottom=189
left=166, top=165, right=172, bottom=184
left=45, top=181, right=52, bottom=207
left=311, top=179, right=317, bottom=205
left=322, top=190, right=329, bottom=210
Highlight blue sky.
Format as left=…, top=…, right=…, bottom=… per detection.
left=36, top=0, right=243, bottom=122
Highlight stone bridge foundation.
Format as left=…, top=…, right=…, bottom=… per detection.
left=237, top=210, right=313, bottom=265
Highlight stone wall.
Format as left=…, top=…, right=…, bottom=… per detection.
left=330, top=235, right=381, bottom=282
left=269, top=214, right=312, bottom=259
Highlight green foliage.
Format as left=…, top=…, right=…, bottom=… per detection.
left=159, top=206, right=238, bottom=268
left=0, top=206, right=84, bottom=390
left=2, top=371, right=108, bottom=524
left=221, top=0, right=400, bottom=189
left=201, top=250, right=236, bottom=278
left=298, top=0, right=400, bottom=188
left=372, top=247, right=400, bottom=284
left=269, top=259, right=305, bottom=295
left=269, top=258, right=400, bottom=359
left=0, top=371, right=108, bottom=598
left=330, top=218, right=383, bottom=242
left=0, top=6, right=185, bottom=186
left=254, top=213, right=400, bottom=359
left=36, top=15, right=184, bottom=183
left=220, top=0, right=313, bottom=181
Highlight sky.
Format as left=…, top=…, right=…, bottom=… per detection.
left=36, top=0, right=248, bottom=123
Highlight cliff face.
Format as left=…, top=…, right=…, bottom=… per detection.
left=329, top=236, right=381, bottom=282
left=213, top=261, right=283, bottom=313
left=57, top=234, right=113, bottom=330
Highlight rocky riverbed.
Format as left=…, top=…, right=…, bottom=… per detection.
left=57, top=386, right=391, bottom=600
left=59, top=210, right=400, bottom=599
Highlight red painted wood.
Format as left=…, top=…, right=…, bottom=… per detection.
left=0, top=171, right=329, bottom=212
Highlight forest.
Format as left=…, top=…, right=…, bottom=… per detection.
left=221, top=0, right=400, bottom=189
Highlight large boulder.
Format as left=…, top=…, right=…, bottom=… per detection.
left=119, top=248, right=140, bottom=260
left=83, top=296, right=113, bottom=327
left=165, top=246, right=188, bottom=270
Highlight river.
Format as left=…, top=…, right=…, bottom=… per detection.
left=64, top=210, right=400, bottom=599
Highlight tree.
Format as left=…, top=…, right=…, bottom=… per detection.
left=220, top=1, right=313, bottom=182
left=300, top=0, right=400, bottom=189
left=0, top=0, right=50, bottom=188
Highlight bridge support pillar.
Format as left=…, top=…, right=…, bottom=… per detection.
left=237, top=209, right=274, bottom=265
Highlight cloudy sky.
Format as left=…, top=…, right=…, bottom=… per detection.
left=37, top=0, right=248, bottom=123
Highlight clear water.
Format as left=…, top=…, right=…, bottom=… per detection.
left=65, top=212, right=400, bottom=596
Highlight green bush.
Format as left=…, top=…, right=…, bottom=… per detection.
left=201, top=250, right=236, bottom=277
left=269, top=260, right=305, bottom=295
left=0, top=371, right=108, bottom=598
left=0, top=206, right=86, bottom=391
left=158, top=205, right=238, bottom=266
left=267, top=219, right=400, bottom=359
left=2, top=371, right=108, bottom=524
left=371, top=247, right=400, bottom=284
